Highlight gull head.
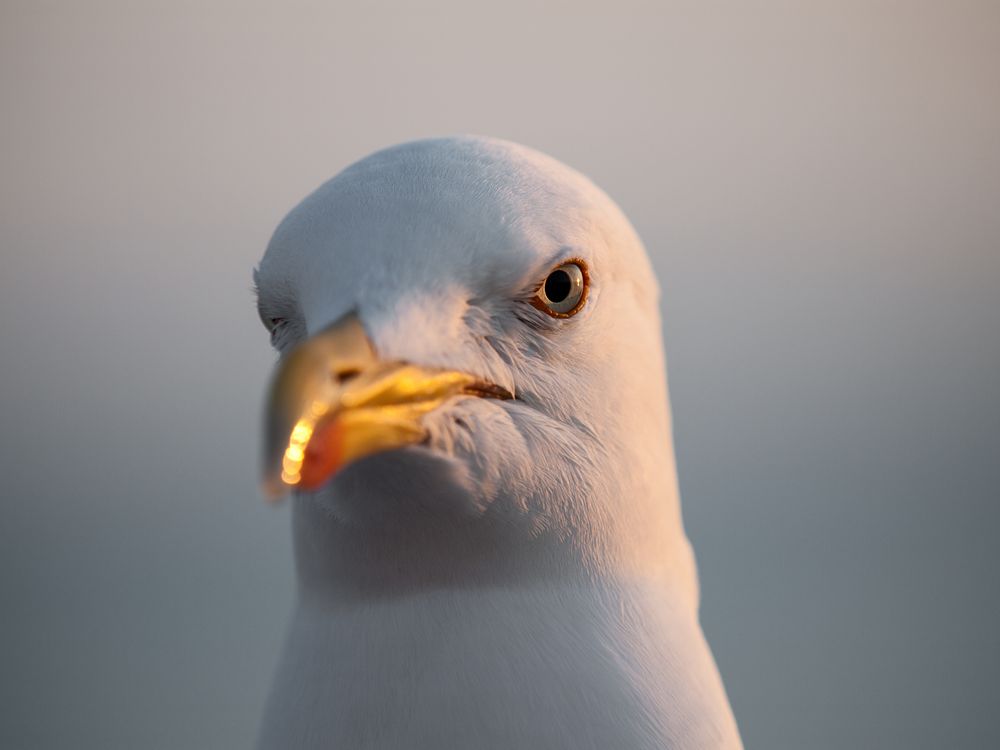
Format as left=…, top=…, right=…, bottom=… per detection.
left=255, top=136, right=687, bottom=585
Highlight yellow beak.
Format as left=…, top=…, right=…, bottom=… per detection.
left=261, top=313, right=506, bottom=501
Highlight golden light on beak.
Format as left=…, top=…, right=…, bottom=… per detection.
left=262, top=313, right=508, bottom=501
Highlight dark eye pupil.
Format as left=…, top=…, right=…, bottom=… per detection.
left=544, top=270, right=572, bottom=303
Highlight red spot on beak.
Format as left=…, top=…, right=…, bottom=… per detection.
left=298, top=417, right=345, bottom=490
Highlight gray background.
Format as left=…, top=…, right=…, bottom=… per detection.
left=2, top=2, right=998, bottom=748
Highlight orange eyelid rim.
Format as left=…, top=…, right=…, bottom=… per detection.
left=529, top=258, right=590, bottom=319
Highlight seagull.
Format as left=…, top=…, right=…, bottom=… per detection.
left=253, top=136, right=742, bottom=749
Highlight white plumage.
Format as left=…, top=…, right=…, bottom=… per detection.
left=253, top=136, right=742, bottom=749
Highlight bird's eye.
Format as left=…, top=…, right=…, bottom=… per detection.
left=267, top=317, right=291, bottom=348
left=531, top=260, right=588, bottom=317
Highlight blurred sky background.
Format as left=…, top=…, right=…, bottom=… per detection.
left=2, top=2, right=998, bottom=748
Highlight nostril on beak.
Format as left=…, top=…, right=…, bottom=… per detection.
left=333, top=367, right=362, bottom=385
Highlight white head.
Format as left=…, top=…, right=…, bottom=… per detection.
left=255, top=137, right=696, bottom=602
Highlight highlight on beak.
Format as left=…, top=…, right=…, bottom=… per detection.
left=261, top=313, right=511, bottom=501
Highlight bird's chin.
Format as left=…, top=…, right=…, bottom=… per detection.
left=300, top=444, right=484, bottom=528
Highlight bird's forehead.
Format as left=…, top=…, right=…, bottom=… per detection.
left=258, top=137, right=649, bottom=318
